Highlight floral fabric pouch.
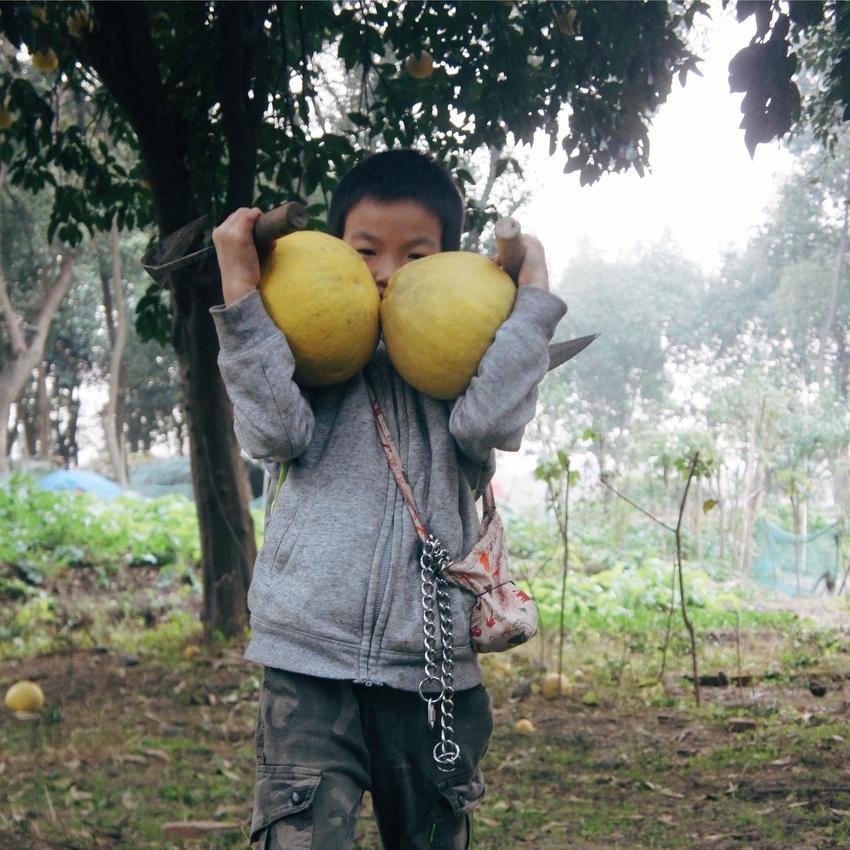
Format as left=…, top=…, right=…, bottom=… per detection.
left=365, top=379, right=537, bottom=654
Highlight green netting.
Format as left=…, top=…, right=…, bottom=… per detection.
left=752, top=517, right=842, bottom=596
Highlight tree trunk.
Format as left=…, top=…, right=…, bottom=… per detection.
left=737, top=397, right=767, bottom=573
left=830, top=450, right=850, bottom=520
left=692, top=476, right=703, bottom=559
left=816, top=159, right=850, bottom=387
left=715, top=470, right=726, bottom=561
left=791, top=479, right=802, bottom=594
left=18, top=386, right=38, bottom=458
left=36, top=361, right=50, bottom=459
left=174, top=263, right=255, bottom=638
left=100, top=221, right=129, bottom=487
left=56, top=386, right=81, bottom=468
left=5, top=409, right=15, bottom=461
left=84, top=3, right=267, bottom=638
left=0, top=254, right=76, bottom=473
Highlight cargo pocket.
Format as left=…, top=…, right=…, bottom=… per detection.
left=250, top=765, right=321, bottom=850
left=436, top=771, right=486, bottom=850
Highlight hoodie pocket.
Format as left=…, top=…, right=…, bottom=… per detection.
left=250, top=764, right=321, bottom=849
left=249, top=497, right=301, bottom=605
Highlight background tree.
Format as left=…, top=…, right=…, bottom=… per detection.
left=0, top=1, right=712, bottom=638
left=3, top=0, right=849, bottom=637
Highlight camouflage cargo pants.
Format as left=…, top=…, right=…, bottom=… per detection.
left=249, top=667, right=493, bottom=850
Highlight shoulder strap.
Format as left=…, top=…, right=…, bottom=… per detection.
left=364, top=376, right=430, bottom=544
left=364, top=377, right=497, bottom=538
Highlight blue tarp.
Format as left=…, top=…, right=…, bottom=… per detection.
left=37, top=469, right=123, bottom=500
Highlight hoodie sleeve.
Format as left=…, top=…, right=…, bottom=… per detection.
left=210, top=290, right=315, bottom=463
left=449, top=286, right=567, bottom=464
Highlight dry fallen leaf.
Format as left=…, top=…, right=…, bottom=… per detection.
left=161, top=821, right=241, bottom=839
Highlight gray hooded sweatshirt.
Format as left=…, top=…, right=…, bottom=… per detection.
left=211, top=284, right=566, bottom=691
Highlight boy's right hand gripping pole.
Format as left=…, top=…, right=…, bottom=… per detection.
left=495, top=217, right=526, bottom=284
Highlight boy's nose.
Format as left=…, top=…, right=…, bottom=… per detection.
left=372, top=258, right=397, bottom=288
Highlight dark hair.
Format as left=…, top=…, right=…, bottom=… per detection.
left=328, top=149, right=465, bottom=251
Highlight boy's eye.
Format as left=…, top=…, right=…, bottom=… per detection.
left=408, top=253, right=425, bottom=260
left=357, top=248, right=376, bottom=257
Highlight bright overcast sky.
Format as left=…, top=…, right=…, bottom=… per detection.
left=522, top=5, right=795, bottom=279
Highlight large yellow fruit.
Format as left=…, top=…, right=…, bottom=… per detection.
left=380, top=252, right=516, bottom=399
left=4, top=680, right=45, bottom=712
left=259, top=231, right=380, bottom=387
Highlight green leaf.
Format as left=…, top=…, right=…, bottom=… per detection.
left=703, top=499, right=719, bottom=515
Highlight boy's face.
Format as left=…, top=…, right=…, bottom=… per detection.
left=342, top=197, right=442, bottom=297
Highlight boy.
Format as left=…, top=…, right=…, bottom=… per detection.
left=211, top=149, right=566, bottom=850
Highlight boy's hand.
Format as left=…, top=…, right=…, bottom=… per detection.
left=212, top=207, right=263, bottom=305
left=514, top=235, right=549, bottom=292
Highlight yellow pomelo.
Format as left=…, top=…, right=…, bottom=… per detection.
left=4, top=680, right=45, bottom=712
left=259, top=231, right=380, bottom=387
left=541, top=672, right=570, bottom=699
left=514, top=718, right=536, bottom=734
left=380, top=252, right=516, bottom=399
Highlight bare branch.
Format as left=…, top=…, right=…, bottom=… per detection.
left=600, top=475, right=676, bottom=533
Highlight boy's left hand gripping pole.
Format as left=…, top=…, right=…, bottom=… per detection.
left=141, top=202, right=309, bottom=287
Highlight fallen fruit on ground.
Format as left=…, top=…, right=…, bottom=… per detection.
left=4, top=680, right=45, bottom=712
left=184, top=644, right=201, bottom=660
left=542, top=672, right=570, bottom=699
left=404, top=51, right=434, bottom=79
left=514, top=718, right=536, bottom=733
left=259, top=231, right=380, bottom=386
left=380, top=252, right=516, bottom=399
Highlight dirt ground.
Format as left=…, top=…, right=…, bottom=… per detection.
left=3, top=605, right=850, bottom=850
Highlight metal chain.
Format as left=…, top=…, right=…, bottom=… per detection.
left=417, top=535, right=461, bottom=772
left=417, top=538, right=443, bottom=730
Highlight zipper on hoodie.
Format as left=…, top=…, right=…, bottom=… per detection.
left=364, top=369, right=403, bottom=682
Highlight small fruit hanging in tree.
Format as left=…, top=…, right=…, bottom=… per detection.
left=260, top=231, right=380, bottom=387
left=380, top=252, right=516, bottom=399
left=404, top=50, right=434, bottom=79
left=32, top=49, right=59, bottom=73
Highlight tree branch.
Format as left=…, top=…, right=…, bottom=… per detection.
left=0, top=264, right=26, bottom=355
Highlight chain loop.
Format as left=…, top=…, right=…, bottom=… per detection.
left=417, top=535, right=461, bottom=771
